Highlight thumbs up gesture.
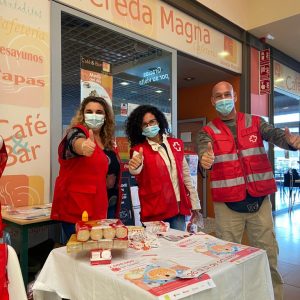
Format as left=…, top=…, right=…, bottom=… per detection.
left=81, top=129, right=96, bottom=157
left=285, top=127, right=300, bottom=150
left=200, top=142, right=215, bottom=169
left=128, top=147, right=143, bottom=171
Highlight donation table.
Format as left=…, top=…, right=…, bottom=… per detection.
left=2, top=205, right=56, bottom=288
left=33, top=230, right=274, bottom=300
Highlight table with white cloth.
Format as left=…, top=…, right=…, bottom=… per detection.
left=33, top=230, right=274, bottom=300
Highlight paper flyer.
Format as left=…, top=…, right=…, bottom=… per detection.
left=110, top=257, right=215, bottom=299
left=175, top=233, right=261, bottom=264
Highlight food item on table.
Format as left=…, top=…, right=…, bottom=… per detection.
left=98, top=239, right=113, bottom=249
left=90, top=249, right=112, bottom=265
left=90, top=227, right=103, bottom=240
left=115, top=225, right=128, bottom=239
left=103, top=226, right=116, bottom=239
left=113, top=239, right=129, bottom=249
left=83, top=240, right=98, bottom=251
left=66, top=234, right=83, bottom=253
left=76, top=223, right=90, bottom=242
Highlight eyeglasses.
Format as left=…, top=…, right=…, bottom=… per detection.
left=214, top=92, right=233, bottom=101
left=142, top=118, right=157, bottom=129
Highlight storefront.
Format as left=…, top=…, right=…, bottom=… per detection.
left=0, top=0, right=245, bottom=219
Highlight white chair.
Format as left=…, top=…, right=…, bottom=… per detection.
left=7, top=245, right=27, bottom=300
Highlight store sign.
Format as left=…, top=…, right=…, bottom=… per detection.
left=259, top=49, right=271, bottom=94
left=0, top=0, right=51, bottom=205
left=139, top=67, right=170, bottom=85
left=58, top=0, right=242, bottom=73
left=274, top=61, right=300, bottom=97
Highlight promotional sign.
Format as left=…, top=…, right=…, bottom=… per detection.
left=80, top=56, right=113, bottom=105
left=0, top=0, right=50, bottom=206
left=259, top=49, right=271, bottom=95
left=58, top=0, right=242, bottom=73
left=274, top=61, right=300, bottom=97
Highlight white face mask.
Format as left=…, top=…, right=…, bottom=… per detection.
left=84, top=113, right=105, bottom=129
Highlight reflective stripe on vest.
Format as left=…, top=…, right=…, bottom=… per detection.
left=247, top=171, right=274, bottom=182
left=211, top=176, right=245, bottom=188
left=214, top=153, right=238, bottom=163
left=240, top=147, right=266, bottom=157
left=207, top=122, right=221, bottom=134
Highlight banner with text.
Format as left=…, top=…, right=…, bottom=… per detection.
left=58, top=0, right=242, bottom=73
left=80, top=56, right=113, bottom=105
left=0, top=0, right=50, bottom=206
left=274, top=61, right=300, bottom=98
left=259, top=49, right=271, bottom=95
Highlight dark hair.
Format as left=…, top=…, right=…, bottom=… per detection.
left=125, top=105, right=169, bottom=147
left=70, top=96, right=115, bottom=150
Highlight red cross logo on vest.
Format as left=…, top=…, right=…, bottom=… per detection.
left=172, top=142, right=181, bottom=151
left=249, top=135, right=257, bottom=143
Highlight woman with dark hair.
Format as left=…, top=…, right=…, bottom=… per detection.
left=125, top=105, right=201, bottom=231
left=51, top=96, right=121, bottom=243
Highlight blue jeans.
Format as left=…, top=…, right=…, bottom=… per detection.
left=163, top=214, right=186, bottom=231
left=61, top=222, right=75, bottom=245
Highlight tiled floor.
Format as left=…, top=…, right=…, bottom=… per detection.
left=274, top=208, right=300, bottom=299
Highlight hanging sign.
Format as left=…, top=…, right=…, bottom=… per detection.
left=259, top=49, right=271, bottom=94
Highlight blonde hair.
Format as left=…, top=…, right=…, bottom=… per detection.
left=70, top=96, right=115, bottom=150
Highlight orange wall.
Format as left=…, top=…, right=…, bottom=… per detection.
left=178, top=77, right=240, bottom=217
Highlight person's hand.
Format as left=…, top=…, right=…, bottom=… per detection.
left=81, top=129, right=96, bottom=157
left=190, top=210, right=204, bottom=228
left=285, top=127, right=300, bottom=150
left=200, top=142, right=215, bottom=169
left=0, top=136, right=3, bottom=149
left=128, top=147, right=143, bottom=170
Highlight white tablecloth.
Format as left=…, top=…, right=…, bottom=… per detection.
left=33, top=231, right=274, bottom=300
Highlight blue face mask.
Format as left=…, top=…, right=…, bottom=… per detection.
left=142, top=125, right=160, bottom=138
left=215, top=98, right=234, bottom=116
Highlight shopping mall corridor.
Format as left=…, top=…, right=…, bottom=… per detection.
left=274, top=208, right=300, bottom=299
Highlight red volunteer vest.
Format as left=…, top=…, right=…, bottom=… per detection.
left=0, top=140, right=7, bottom=178
left=203, top=113, right=277, bottom=202
left=131, top=137, right=192, bottom=222
left=51, top=125, right=109, bottom=223
left=0, top=244, right=9, bottom=300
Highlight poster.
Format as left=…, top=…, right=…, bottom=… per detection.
left=110, top=257, right=215, bottom=299
left=0, top=0, right=50, bottom=206
left=80, top=56, right=113, bottom=105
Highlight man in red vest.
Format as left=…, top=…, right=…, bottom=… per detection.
left=0, top=135, right=9, bottom=300
left=198, top=81, right=300, bottom=300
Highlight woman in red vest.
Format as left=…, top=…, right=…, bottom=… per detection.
left=0, top=136, right=9, bottom=300
left=0, top=136, right=8, bottom=238
left=51, top=96, right=121, bottom=243
left=125, top=105, right=201, bottom=231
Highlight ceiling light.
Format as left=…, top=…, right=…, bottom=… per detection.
left=184, top=77, right=195, bottom=81
left=120, top=82, right=129, bottom=86
left=282, top=107, right=289, bottom=110
left=275, top=78, right=284, bottom=83
left=218, top=51, right=230, bottom=57
left=155, top=90, right=163, bottom=93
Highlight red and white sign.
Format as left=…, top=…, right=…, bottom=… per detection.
left=260, top=79, right=271, bottom=94
left=259, top=49, right=271, bottom=94
left=260, top=49, right=270, bottom=63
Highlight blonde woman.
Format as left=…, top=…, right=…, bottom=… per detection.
left=51, top=96, right=121, bottom=243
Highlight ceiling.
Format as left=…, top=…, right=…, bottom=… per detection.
left=249, top=14, right=300, bottom=63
